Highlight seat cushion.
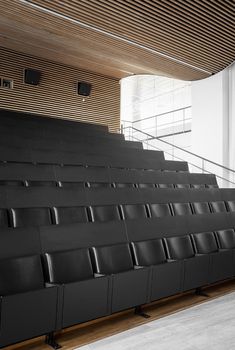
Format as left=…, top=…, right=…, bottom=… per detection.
left=165, top=235, right=195, bottom=260
left=131, top=239, right=166, bottom=266
left=43, top=248, right=93, bottom=284
left=90, top=243, right=133, bottom=275
left=0, top=255, right=44, bottom=296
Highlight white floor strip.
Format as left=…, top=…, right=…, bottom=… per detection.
left=77, top=292, right=235, bottom=350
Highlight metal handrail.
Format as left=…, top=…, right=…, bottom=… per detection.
left=122, top=105, right=192, bottom=125
left=124, top=126, right=235, bottom=174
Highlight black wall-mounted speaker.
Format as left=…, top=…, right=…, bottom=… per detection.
left=77, top=82, right=92, bottom=96
left=24, top=69, right=41, bottom=85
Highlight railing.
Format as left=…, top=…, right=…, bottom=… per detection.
left=123, top=126, right=235, bottom=188
left=121, top=106, right=192, bottom=139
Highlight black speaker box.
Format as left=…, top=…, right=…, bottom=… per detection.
left=77, top=82, right=92, bottom=96
left=24, top=69, right=41, bottom=85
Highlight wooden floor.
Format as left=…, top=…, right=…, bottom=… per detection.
left=5, top=280, right=235, bottom=350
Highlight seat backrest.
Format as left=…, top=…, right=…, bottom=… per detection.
left=206, top=184, right=218, bottom=189
left=0, top=208, right=9, bottom=227
left=137, top=183, right=155, bottom=189
left=215, top=229, right=235, bottom=249
left=60, top=181, right=86, bottom=189
left=175, top=184, right=191, bottom=189
left=192, top=202, right=211, bottom=214
left=121, top=204, right=148, bottom=220
left=114, top=183, right=136, bottom=188
left=131, top=239, right=166, bottom=266
left=26, top=180, right=58, bottom=187
left=226, top=200, right=235, bottom=212
left=192, top=232, right=218, bottom=254
left=88, top=182, right=112, bottom=189
left=171, top=202, right=193, bottom=216
left=0, top=180, right=25, bottom=186
left=191, top=184, right=206, bottom=189
left=158, top=183, right=174, bottom=188
left=52, top=206, right=88, bottom=225
left=149, top=203, right=172, bottom=218
left=10, top=207, right=52, bottom=227
left=90, top=243, right=133, bottom=274
left=43, top=248, right=93, bottom=284
left=210, top=201, right=227, bottom=213
left=165, top=235, right=195, bottom=260
left=90, top=205, right=121, bottom=222
left=0, top=255, right=44, bottom=296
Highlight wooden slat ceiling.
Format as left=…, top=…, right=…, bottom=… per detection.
left=0, top=0, right=234, bottom=81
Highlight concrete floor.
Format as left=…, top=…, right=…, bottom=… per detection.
left=78, top=292, right=235, bottom=350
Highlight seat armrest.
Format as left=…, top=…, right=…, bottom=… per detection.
left=167, top=259, right=177, bottom=262
left=195, top=253, right=206, bottom=256
left=94, top=273, right=106, bottom=278
left=134, top=265, right=144, bottom=269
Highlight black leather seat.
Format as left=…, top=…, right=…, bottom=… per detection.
left=121, top=204, right=148, bottom=220
left=175, top=184, right=191, bottom=189
left=90, top=243, right=149, bottom=313
left=26, top=180, right=58, bottom=187
left=10, top=207, right=52, bottom=227
left=0, top=209, right=9, bottom=227
left=0, top=255, right=58, bottom=347
left=210, top=201, right=227, bottom=213
left=148, top=203, right=172, bottom=218
left=88, top=182, right=112, bottom=188
left=90, top=205, right=121, bottom=222
left=131, top=239, right=182, bottom=301
left=60, top=181, right=86, bottom=189
left=0, top=180, right=25, bottom=186
left=158, top=183, right=174, bottom=188
left=165, top=235, right=209, bottom=291
left=114, top=183, right=136, bottom=188
left=171, top=202, right=193, bottom=216
left=226, top=200, right=235, bottom=212
left=192, top=202, right=211, bottom=214
left=192, top=232, right=233, bottom=283
left=43, top=248, right=109, bottom=328
left=137, top=183, right=156, bottom=189
left=206, top=184, right=218, bottom=188
left=52, top=206, right=88, bottom=225
left=191, top=184, right=206, bottom=189
left=215, top=229, right=235, bottom=276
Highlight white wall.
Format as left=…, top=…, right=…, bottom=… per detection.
left=192, top=62, right=235, bottom=185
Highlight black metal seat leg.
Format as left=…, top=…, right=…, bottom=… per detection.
left=195, top=287, right=209, bottom=297
left=45, top=332, right=62, bottom=349
left=134, top=305, right=151, bottom=319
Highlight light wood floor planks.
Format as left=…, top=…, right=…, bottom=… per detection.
left=4, top=280, right=235, bottom=350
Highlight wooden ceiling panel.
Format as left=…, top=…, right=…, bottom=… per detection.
left=0, top=0, right=234, bottom=80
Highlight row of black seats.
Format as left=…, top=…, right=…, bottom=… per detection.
left=1, top=200, right=235, bottom=228
left=1, top=228, right=235, bottom=347
left=0, top=180, right=218, bottom=189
